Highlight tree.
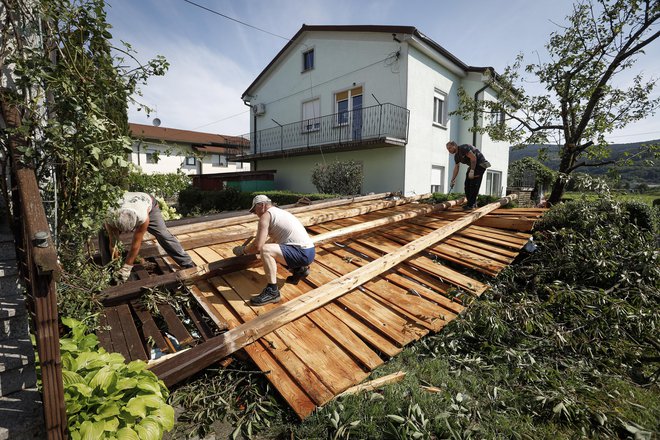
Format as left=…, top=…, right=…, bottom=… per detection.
left=0, top=0, right=168, bottom=263
left=455, top=0, right=660, bottom=204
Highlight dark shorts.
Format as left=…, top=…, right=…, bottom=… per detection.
left=280, top=244, right=315, bottom=269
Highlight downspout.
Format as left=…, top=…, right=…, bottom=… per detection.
left=472, top=69, right=492, bottom=148
left=243, top=99, right=257, bottom=171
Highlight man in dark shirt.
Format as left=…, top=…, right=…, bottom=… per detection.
left=446, top=141, right=490, bottom=210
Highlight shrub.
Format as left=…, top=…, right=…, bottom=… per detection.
left=622, top=200, right=656, bottom=232
left=311, top=160, right=363, bottom=195
left=127, top=171, right=191, bottom=200
left=177, top=188, right=336, bottom=216
left=57, top=318, right=174, bottom=439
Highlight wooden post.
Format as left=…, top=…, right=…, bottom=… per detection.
left=2, top=98, right=67, bottom=439
left=150, top=195, right=517, bottom=386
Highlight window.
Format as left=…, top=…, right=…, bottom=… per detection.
left=212, top=154, right=227, bottom=167
left=433, top=90, right=448, bottom=126
left=302, top=99, right=320, bottom=132
left=430, top=165, right=445, bottom=194
left=185, top=156, right=196, bottom=166
left=335, top=86, right=363, bottom=126
left=485, top=170, right=502, bottom=196
left=302, top=49, right=314, bottom=72
left=491, top=108, right=505, bottom=126
left=145, top=149, right=159, bottom=164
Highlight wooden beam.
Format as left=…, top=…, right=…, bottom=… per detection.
left=137, top=193, right=437, bottom=258
left=149, top=195, right=516, bottom=386
left=102, top=196, right=449, bottom=300
left=337, top=371, right=406, bottom=398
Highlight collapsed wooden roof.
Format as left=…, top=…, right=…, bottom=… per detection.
left=98, top=193, right=546, bottom=419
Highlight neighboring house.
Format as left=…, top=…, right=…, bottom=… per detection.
left=239, top=25, right=509, bottom=196
left=129, top=123, right=250, bottom=175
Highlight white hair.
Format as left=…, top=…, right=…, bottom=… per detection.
left=107, top=209, right=139, bottom=232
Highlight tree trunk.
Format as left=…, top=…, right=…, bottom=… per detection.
left=547, top=144, right=577, bottom=205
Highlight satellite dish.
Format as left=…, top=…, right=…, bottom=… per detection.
left=152, top=118, right=161, bottom=127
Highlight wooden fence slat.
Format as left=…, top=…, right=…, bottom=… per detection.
left=116, top=304, right=148, bottom=361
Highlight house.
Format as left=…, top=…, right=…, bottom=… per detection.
left=239, top=25, right=509, bottom=197
left=129, top=122, right=251, bottom=175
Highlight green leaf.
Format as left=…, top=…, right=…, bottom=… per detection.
left=116, top=427, right=140, bottom=440
left=134, top=419, right=162, bottom=440
left=386, top=414, right=406, bottom=424
left=79, top=420, right=106, bottom=440
left=89, top=366, right=117, bottom=391
left=145, top=405, right=175, bottom=431
left=62, top=370, right=85, bottom=386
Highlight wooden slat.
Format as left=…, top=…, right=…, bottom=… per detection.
left=97, top=310, right=113, bottom=353
left=103, top=306, right=131, bottom=360
left=185, top=306, right=216, bottom=341
left=116, top=304, right=148, bottom=361
left=130, top=301, right=170, bottom=353
left=157, top=304, right=195, bottom=347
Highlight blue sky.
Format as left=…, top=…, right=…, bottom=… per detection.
left=105, top=0, right=660, bottom=143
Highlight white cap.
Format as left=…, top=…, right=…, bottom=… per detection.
left=249, top=194, right=271, bottom=213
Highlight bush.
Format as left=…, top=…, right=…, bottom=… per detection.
left=56, top=318, right=174, bottom=439
left=311, top=160, right=363, bottom=195
left=177, top=188, right=337, bottom=216
left=127, top=171, right=192, bottom=200
left=622, top=200, right=656, bottom=232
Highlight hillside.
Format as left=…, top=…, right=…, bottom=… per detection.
left=509, top=140, right=660, bottom=186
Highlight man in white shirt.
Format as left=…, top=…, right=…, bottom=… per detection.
left=233, top=195, right=315, bottom=305
left=102, top=192, right=194, bottom=282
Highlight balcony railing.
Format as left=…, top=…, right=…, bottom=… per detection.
left=240, top=103, right=410, bottom=156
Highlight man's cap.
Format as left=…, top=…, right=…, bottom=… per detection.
left=249, top=195, right=271, bottom=212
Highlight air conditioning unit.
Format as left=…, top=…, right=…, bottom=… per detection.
left=252, top=103, right=266, bottom=116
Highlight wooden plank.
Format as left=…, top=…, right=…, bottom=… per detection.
left=185, top=306, right=216, bottom=341
left=337, top=371, right=406, bottom=398
left=208, top=276, right=336, bottom=405
left=221, top=270, right=368, bottom=396
left=188, top=283, right=230, bottom=331
left=130, top=301, right=170, bottom=353
left=116, top=304, right=148, bottom=361
left=97, top=310, right=113, bottom=353
left=157, top=304, right=195, bottom=347
left=103, top=306, right=131, bottom=360
left=149, top=196, right=516, bottom=386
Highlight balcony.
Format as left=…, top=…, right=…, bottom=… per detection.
left=237, top=103, right=410, bottom=160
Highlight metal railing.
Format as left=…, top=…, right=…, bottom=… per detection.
left=241, top=103, right=410, bottom=155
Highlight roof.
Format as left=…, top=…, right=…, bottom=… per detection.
left=129, top=123, right=249, bottom=148
left=242, top=24, right=494, bottom=99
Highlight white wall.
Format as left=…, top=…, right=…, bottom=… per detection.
left=249, top=31, right=408, bottom=143
left=256, top=147, right=405, bottom=194
left=131, top=141, right=250, bottom=175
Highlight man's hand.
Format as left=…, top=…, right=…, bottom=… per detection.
left=232, top=245, right=246, bottom=256
left=468, top=170, right=475, bottom=179
left=450, top=179, right=456, bottom=188
left=116, top=264, right=133, bottom=283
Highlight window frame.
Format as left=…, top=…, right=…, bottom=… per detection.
left=145, top=149, right=159, bottom=164
left=302, top=48, right=314, bottom=72
left=430, top=165, right=445, bottom=194
left=485, top=170, right=503, bottom=196
left=212, top=154, right=228, bottom=167
left=184, top=156, right=196, bottom=166
left=334, top=86, right=363, bottom=127
left=433, top=89, right=448, bottom=127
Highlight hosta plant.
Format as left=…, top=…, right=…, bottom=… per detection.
left=59, top=317, right=174, bottom=439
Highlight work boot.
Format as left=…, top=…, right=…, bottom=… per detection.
left=463, top=204, right=475, bottom=210
left=251, top=284, right=281, bottom=306
left=286, top=266, right=310, bottom=285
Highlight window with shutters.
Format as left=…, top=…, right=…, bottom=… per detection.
left=301, top=98, right=320, bottom=132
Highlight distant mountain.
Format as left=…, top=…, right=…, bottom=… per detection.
left=509, top=140, right=660, bottom=186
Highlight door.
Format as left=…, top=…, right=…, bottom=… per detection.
left=352, top=94, right=363, bottom=140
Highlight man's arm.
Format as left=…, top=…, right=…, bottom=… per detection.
left=246, top=213, right=270, bottom=254
left=124, top=218, right=149, bottom=265
left=466, top=151, right=478, bottom=178
left=105, top=224, right=121, bottom=261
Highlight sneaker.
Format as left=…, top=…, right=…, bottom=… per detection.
left=286, top=266, right=310, bottom=285
left=463, top=204, right=475, bottom=210
left=180, top=262, right=196, bottom=269
left=251, top=285, right=281, bottom=306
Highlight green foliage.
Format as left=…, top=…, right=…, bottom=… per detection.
left=58, top=318, right=174, bottom=439
left=311, top=160, right=363, bottom=195
left=127, top=171, right=192, bottom=200
left=177, top=188, right=337, bottom=216
left=170, top=366, right=283, bottom=439
left=453, top=0, right=660, bottom=203
left=0, top=0, right=168, bottom=266
left=508, top=156, right=557, bottom=187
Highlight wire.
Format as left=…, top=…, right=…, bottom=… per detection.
left=192, top=109, right=250, bottom=130
left=181, top=0, right=291, bottom=41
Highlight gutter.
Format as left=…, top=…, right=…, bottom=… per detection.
left=472, top=69, right=492, bottom=147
